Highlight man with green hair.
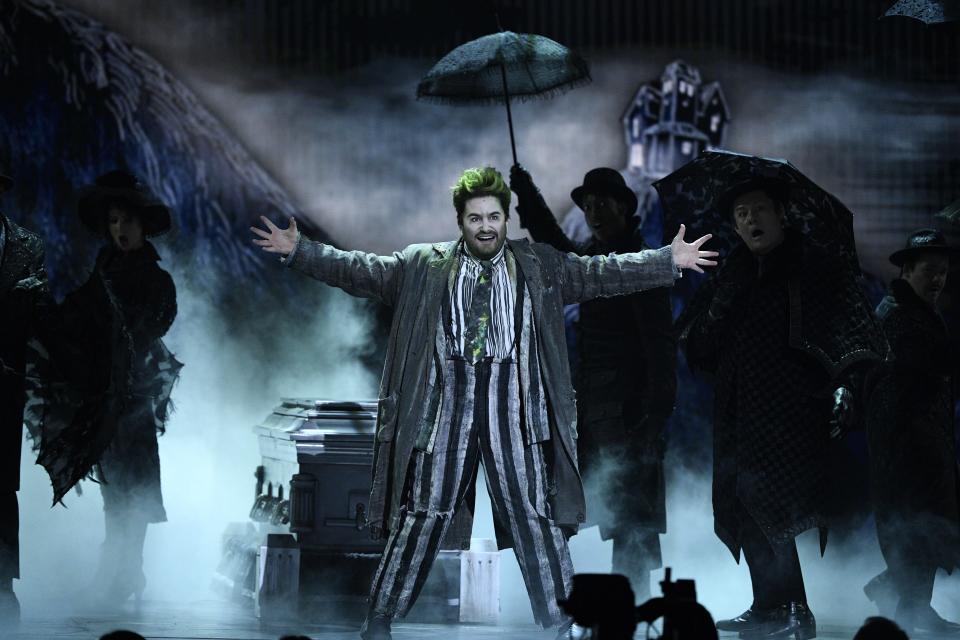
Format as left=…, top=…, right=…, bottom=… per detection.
left=252, top=166, right=716, bottom=639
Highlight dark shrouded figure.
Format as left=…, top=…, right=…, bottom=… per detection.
left=0, top=171, right=60, bottom=627
left=510, top=164, right=676, bottom=601
left=251, top=166, right=717, bottom=640
left=54, top=171, right=180, bottom=605
left=863, top=229, right=960, bottom=635
left=677, top=178, right=885, bottom=640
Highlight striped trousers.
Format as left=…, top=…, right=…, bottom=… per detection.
left=368, top=356, right=574, bottom=627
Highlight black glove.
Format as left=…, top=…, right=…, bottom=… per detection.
left=509, top=163, right=535, bottom=196
left=828, top=386, right=855, bottom=439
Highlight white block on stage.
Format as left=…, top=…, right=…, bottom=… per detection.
left=459, top=538, right=500, bottom=624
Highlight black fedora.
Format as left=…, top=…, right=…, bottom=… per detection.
left=78, top=170, right=172, bottom=237
left=571, top=168, right=638, bottom=214
left=889, top=228, right=960, bottom=266
left=716, top=176, right=792, bottom=218
left=0, top=172, right=11, bottom=193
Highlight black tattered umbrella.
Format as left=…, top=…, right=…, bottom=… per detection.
left=653, top=150, right=862, bottom=274
left=881, top=0, right=959, bottom=23
left=936, top=197, right=960, bottom=225
left=416, top=30, right=590, bottom=164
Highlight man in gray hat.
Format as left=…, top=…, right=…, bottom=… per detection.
left=864, top=229, right=960, bottom=635
left=510, top=164, right=677, bottom=602
left=0, top=172, right=55, bottom=626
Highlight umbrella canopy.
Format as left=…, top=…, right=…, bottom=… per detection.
left=417, top=31, right=590, bottom=163
left=936, top=197, right=960, bottom=225
left=653, top=150, right=862, bottom=274
left=417, top=31, right=590, bottom=104
left=882, top=0, right=959, bottom=24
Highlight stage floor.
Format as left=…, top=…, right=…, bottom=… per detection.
left=3, top=599, right=911, bottom=640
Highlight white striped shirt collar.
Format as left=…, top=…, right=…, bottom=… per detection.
left=459, top=240, right=506, bottom=268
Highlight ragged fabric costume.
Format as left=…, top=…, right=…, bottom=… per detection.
left=285, top=233, right=679, bottom=626
left=677, top=231, right=885, bottom=610
left=512, top=182, right=677, bottom=600
left=25, top=241, right=180, bottom=598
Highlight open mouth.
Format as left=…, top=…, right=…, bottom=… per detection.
left=750, top=229, right=764, bottom=239
left=476, top=234, right=496, bottom=242
left=117, top=234, right=129, bottom=246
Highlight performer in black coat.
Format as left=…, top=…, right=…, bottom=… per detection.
left=57, top=171, right=180, bottom=605
left=0, top=171, right=58, bottom=626
left=510, top=165, right=677, bottom=600
left=863, top=229, right=960, bottom=635
left=677, top=178, right=885, bottom=639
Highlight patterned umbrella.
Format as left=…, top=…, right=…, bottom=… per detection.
left=882, top=0, right=959, bottom=23
left=652, top=150, right=862, bottom=274
left=416, top=31, right=590, bottom=164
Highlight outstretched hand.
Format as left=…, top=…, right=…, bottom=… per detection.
left=251, top=216, right=298, bottom=255
left=671, top=224, right=718, bottom=273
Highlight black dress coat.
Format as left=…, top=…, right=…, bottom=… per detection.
left=678, top=232, right=885, bottom=558
left=867, top=279, right=960, bottom=571
left=513, top=185, right=677, bottom=539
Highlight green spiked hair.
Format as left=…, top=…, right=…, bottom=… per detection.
left=451, top=166, right=511, bottom=222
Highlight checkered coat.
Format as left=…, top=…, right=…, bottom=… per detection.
left=678, top=232, right=884, bottom=558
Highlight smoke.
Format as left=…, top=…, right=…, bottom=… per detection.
left=17, top=1, right=960, bottom=630
left=171, top=50, right=959, bottom=287
left=15, top=252, right=378, bottom=614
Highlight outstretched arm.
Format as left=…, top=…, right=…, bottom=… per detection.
left=509, top=164, right=580, bottom=255
left=561, top=224, right=717, bottom=304
left=252, top=216, right=402, bottom=305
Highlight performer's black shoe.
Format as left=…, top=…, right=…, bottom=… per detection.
left=360, top=613, right=392, bottom=640
left=741, top=602, right=816, bottom=640
left=903, top=605, right=960, bottom=636
left=863, top=572, right=896, bottom=618
left=716, top=606, right=771, bottom=632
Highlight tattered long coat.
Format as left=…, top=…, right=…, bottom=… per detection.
left=286, top=235, right=678, bottom=544
left=678, top=233, right=885, bottom=557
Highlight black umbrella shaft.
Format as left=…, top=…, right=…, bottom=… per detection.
left=499, top=62, right=518, bottom=165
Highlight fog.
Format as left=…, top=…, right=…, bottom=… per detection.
left=11, top=0, right=960, bottom=631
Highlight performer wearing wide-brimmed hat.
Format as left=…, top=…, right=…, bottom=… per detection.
left=46, top=169, right=181, bottom=606
left=863, top=228, right=960, bottom=635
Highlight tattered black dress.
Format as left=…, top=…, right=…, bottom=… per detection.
left=28, top=242, right=180, bottom=514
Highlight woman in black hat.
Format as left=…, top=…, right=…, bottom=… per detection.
left=62, top=170, right=180, bottom=604
left=864, top=229, right=960, bottom=634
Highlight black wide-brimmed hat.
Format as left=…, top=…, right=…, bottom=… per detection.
left=889, top=228, right=960, bottom=266
left=77, top=170, right=171, bottom=237
left=0, top=172, right=12, bottom=193
left=571, top=168, right=638, bottom=214
left=716, top=176, right=792, bottom=218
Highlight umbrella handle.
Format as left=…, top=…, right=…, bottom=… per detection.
left=499, top=62, right=518, bottom=165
